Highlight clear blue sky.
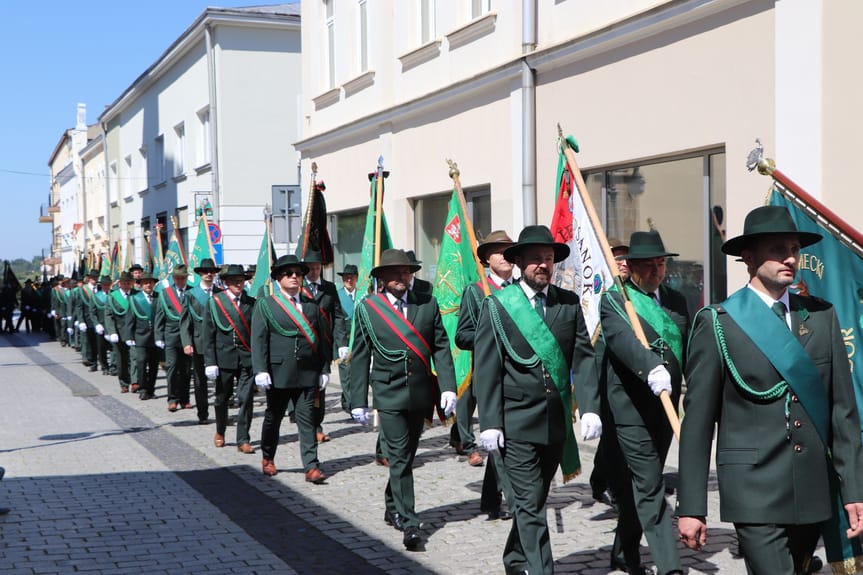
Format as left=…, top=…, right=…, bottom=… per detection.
left=0, top=1, right=293, bottom=262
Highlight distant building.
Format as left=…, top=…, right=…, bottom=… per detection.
left=98, top=4, right=302, bottom=267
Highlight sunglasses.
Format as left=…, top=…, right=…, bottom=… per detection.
left=281, top=269, right=304, bottom=277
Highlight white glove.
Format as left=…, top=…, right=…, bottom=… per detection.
left=351, top=407, right=370, bottom=424
left=205, top=365, right=220, bottom=380
left=338, top=346, right=349, bottom=361
left=50, top=310, right=57, bottom=318
left=95, top=324, right=104, bottom=335
left=78, top=322, right=87, bottom=331
left=254, top=372, right=272, bottom=391
left=66, top=316, right=73, bottom=322
left=125, top=340, right=136, bottom=347
left=155, top=340, right=165, bottom=349
left=480, top=429, right=505, bottom=452
left=66, top=327, right=74, bottom=335
left=647, top=365, right=672, bottom=397
left=440, top=391, right=457, bottom=418
left=581, top=412, right=602, bottom=441
left=108, top=333, right=119, bottom=344
left=319, top=373, right=329, bottom=390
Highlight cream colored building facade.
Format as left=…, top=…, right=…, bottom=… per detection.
left=295, top=0, right=863, bottom=304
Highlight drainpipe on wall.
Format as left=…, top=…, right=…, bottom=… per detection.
left=205, top=23, right=221, bottom=225
left=521, top=0, right=538, bottom=227
left=101, top=121, right=111, bottom=250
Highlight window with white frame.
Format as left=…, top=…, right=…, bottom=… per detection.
left=173, top=123, right=185, bottom=177
left=357, top=0, right=368, bottom=73
left=418, top=0, right=435, bottom=44
left=471, top=0, right=491, bottom=19
left=122, top=155, right=132, bottom=199
left=153, top=135, right=165, bottom=184
left=197, top=107, right=211, bottom=167
left=109, top=161, right=118, bottom=203
left=325, top=0, right=336, bottom=89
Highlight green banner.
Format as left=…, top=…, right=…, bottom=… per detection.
left=432, top=189, right=480, bottom=396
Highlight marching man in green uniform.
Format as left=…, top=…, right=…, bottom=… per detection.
left=180, top=258, right=222, bottom=424
left=89, top=275, right=116, bottom=376
left=252, top=255, right=331, bottom=483
left=453, top=230, right=517, bottom=519
left=350, top=249, right=458, bottom=551
left=473, top=225, right=599, bottom=575
left=50, top=276, right=69, bottom=347
left=599, top=230, right=688, bottom=575
left=678, top=205, right=863, bottom=575
left=124, top=272, right=159, bottom=400
left=334, top=263, right=358, bottom=413
left=74, top=270, right=99, bottom=371
left=156, top=265, right=192, bottom=412
left=104, top=272, right=136, bottom=393
left=203, top=265, right=257, bottom=453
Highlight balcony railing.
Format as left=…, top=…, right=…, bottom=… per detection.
left=38, top=204, right=53, bottom=223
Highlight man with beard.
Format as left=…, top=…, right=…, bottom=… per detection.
left=473, top=225, right=599, bottom=575
left=350, top=249, right=457, bottom=551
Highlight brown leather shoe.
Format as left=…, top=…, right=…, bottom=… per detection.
left=130, top=384, right=139, bottom=393
left=375, top=457, right=390, bottom=467
left=182, top=402, right=193, bottom=410
left=467, top=451, right=484, bottom=467
left=262, top=459, right=277, bottom=476
left=316, top=431, right=331, bottom=443
left=237, top=443, right=255, bottom=454
left=167, top=402, right=178, bottom=412
left=305, top=468, right=326, bottom=484
left=213, top=433, right=225, bottom=448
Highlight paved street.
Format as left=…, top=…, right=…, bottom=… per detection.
left=0, top=332, right=829, bottom=573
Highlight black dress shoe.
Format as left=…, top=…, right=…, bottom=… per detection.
left=487, top=507, right=513, bottom=521
left=609, top=558, right=650, bottom=574
left=138, top=391, right=154, bottom=400
left=0, top=507, right=9, bottom=515
left=384, top=510, right=404, bottom=531
left=403, top=527, right=422, bottom=550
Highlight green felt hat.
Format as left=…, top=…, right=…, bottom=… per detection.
left=219, top=264, right=246, bottom=279
left=503, top=225, right=570, bottom=263
left=193, top=258, right=220, bottom=274
left=337, top=264, right=359, bottom=276
left=623, top=231, right=678, bottom=260
left=722, top=205, right=822, bottom=256
left=371, top=249, right=421, bottom=277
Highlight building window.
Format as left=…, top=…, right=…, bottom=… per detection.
left=325, top=0, right=336, bottom=89
left=176, top=207, right=189, bottom=253
left=173, top=123, right=185, bottom=177
left=271, top=185, right=302, bottom=244
left=137, top=145, right=148, bottom=192
left=122, top=155, right=132, bottom=199
left=418, top=0, right=436, bottom=44
left=153, top=135, right=165, bottom=184
left=109, top=161, right=118, bottom=203
left=414, top=187, right=490, bottom=281
left=197, top=107, right=211, bottom=167
left=331, top=210, right=365, bottom=273
left=357, top=0, right=368, bottom=73
left=471, top=0, right=491, bottom=19
left=583, top=149, right=726, bottom=309
left=156, top=212, right=168, bottom=256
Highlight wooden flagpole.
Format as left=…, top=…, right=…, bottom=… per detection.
left=447, top=159, right=491, bottom=296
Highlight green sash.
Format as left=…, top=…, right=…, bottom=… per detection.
left=722, top=289, right=827, bottom=443
left=613, top=283, right=684, bottom=368
left=93, top=291, right=107, bottom=310
left=129, top=292, right=154, bottom=321
left=487, top=284, right=581, bottom=481
left=721, top=288, right=861, bottom=572
left=258, top=291, right=318, bottom=349
left=109, top=290, right=130, bottom=315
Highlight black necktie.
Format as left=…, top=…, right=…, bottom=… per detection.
left=395, top=299, right=405, bottom=315
left=501, top=279, right=510, bottom=288
left=772, top=301, right=787, bottom=327
left=310, top=283, right=319, bottom=296
left=534, top=292, right=545, bottom=317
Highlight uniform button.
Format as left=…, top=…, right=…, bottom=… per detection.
left=791, top=394, right=799, bottom=403
left=794, top=419, right=802, bottom=428
left=408, top=358, right=413, bottom=363
left=407, top=371, right=412, bottom=376
left=794, top=444, right=803, bottom=453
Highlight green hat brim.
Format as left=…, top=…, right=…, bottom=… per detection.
left=722, top=231, right=822, bottom=256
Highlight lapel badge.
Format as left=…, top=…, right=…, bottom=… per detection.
left=798, top=324, right=809, bottom=337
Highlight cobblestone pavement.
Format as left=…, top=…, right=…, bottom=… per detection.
left=0, top=332, right=831, bottom=573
